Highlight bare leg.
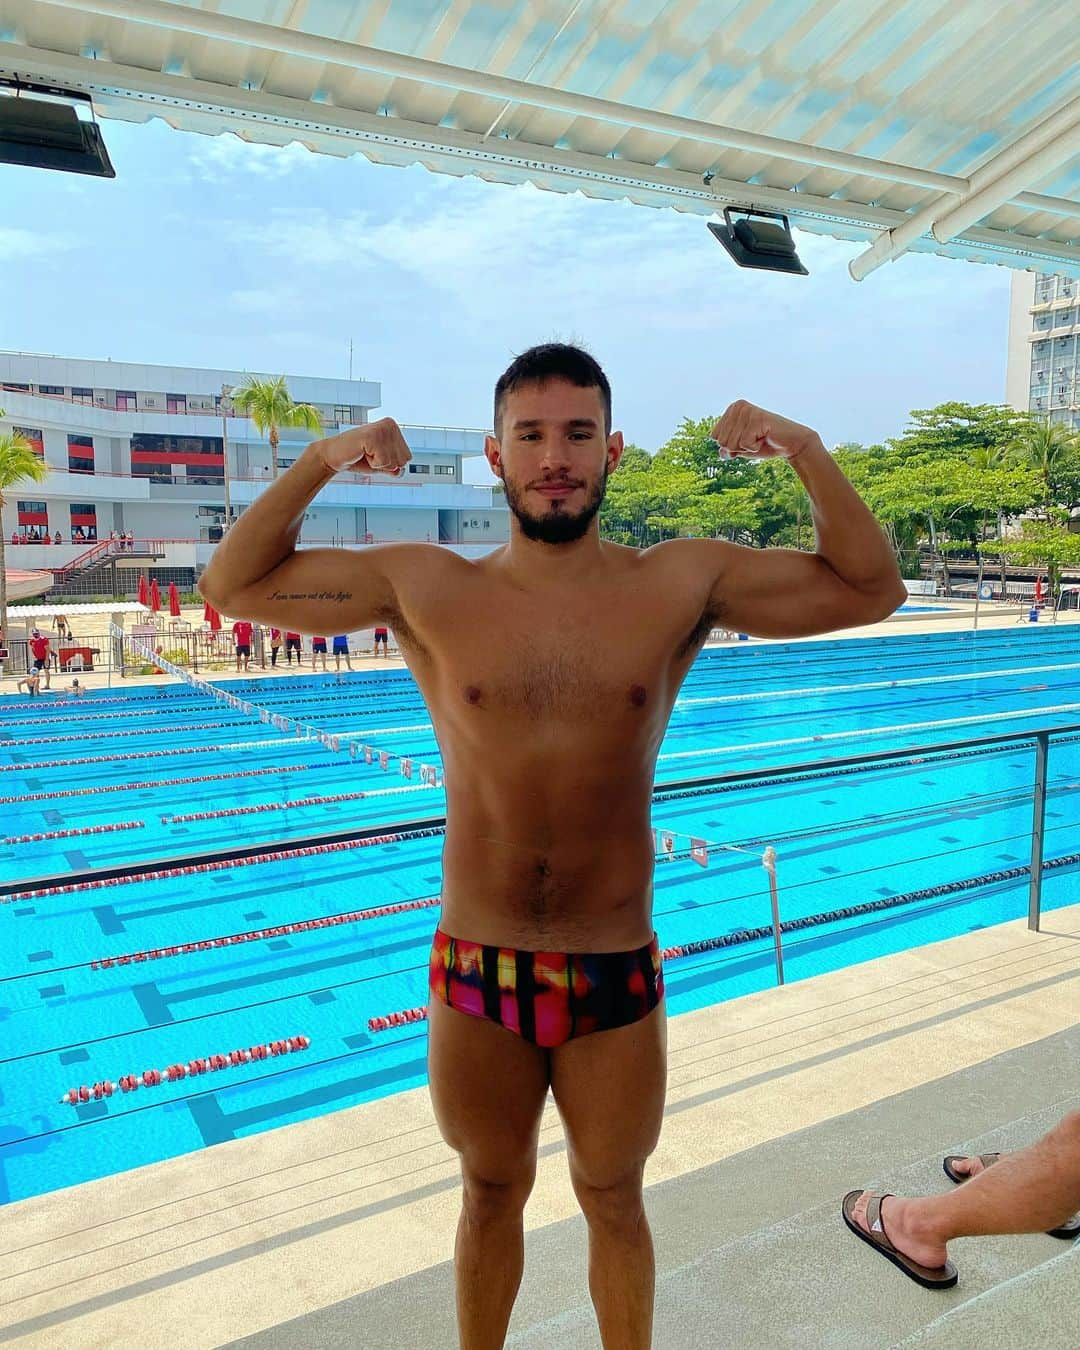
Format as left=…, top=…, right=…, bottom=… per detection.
left=428, top=995, right=549, bottom=1349
left=551, top=1001, right=667, bottom=1350
left=852, top=1110, right=1080, bottom=1268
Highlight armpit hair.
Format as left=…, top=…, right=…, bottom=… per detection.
left=675, top=604, right=722, bottom=662
left=373, top=601, right=427, bottom=657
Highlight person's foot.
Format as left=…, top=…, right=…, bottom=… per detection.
left=947, top=1155, right=991, bottom=1180
left=847, top=1191, right=948, bottom=1270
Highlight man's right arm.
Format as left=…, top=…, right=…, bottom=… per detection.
left=197, top=421, right=422, bottom=634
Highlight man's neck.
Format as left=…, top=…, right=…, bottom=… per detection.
left=496, top=527, right=607, bottom=589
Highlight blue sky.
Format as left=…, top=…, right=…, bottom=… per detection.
left=2, top=117, right=1013, bottom=483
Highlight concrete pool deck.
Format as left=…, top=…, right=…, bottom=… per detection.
left=2, top=902, right=1077, bottom=1348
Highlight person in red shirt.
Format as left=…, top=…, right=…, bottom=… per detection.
left=28, top=629, right=52, bottom=690
left=310, top=634, right=328, bottom=671
left=284, top=630, right=302, bottom=665
left=232, top=618, right=253, bottom=672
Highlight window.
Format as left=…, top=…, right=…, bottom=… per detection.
left=166, top=393, right=187, bottom=413
left=13, top=425, right=44, bottom=454
left=67, top=433, right=94, bottom=474
left=1, top=381, right=29, bottom=392
left=116, top=389, right=137, bottom=410
left=408, top=464, right=430, bottom=474
left=435, top=465, right=455, bottom=476
left=71, top=386, right=93, bottom=404
left=334, top=406, right=351, bottom=423
left=17, top=500, right=46, bottom=514
left=38, top=384, right=63, bottom=395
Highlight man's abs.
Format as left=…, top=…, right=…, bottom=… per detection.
left=438, top=818, right=656, bottom=952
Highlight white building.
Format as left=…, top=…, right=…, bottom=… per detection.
left=1, top=352, right=508, bottom=598
left=1004, top=272, right=1080, bottom=429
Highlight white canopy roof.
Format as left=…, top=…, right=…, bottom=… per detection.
left=4, top=601, right=150, bottom=618
left=3, top=0, right=1078, bottom=279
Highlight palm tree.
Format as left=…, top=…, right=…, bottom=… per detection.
left=0, top=420, right=50, bottom=673
left=1009, top=420, right=1080, bottom=509
left=229, top=376, right=322, bottom=480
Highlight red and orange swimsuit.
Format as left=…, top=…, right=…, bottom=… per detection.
left=428, top=928, right=664, bottom=1048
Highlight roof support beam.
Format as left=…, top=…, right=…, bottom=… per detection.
left=44, top=0, right=963, bottom=193
left=850, top=93, right=1080, bottom=281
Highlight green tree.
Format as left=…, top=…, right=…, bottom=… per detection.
left=887, top=402, right=1032, bottom=466
left=1008, top=419, right=1080, bottom=510
left=230, top=375, right=323, bottom=479
left=0, top=419, right=49, bottom=672
left=654, top=414, right=754, bottom=489
left=997, top=521, right=1080, bottom=595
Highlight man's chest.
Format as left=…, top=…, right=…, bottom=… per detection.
left=404, top=583, right=713, bottom=725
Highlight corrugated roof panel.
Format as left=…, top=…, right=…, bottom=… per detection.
left=0, top=0, right=1075, bottom=277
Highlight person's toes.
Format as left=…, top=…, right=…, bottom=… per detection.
left=850, top=1190, right=872, bottom=1234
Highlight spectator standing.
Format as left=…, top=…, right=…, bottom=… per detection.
left=269, top=627, right=283, bottom=668
left=332, top=634, right=353, bottom=672
left=284, top=630, right=302, bottom=665
left=28, top=629, right=52, bottom=689
left=232, top=618, right=254, bottom=672
left=311, top=635, right=329, bottom=671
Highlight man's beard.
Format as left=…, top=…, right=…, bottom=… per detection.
left=503, top=466, right=609, bottom=545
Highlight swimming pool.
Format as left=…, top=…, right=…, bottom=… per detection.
left=1, top=625, right=1077, bottom=1203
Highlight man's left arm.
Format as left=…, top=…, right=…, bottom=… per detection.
left=675, top=401, right=906, bottom=639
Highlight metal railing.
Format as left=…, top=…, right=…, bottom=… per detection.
left=650, top=722, right=1080, bottom=983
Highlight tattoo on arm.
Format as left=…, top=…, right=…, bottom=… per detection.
left=268, top=590, right=354, bottom=602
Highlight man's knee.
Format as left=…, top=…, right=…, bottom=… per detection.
left=571, top=1165, right=646, bottom=1238
left=461, top=1165, right=535, bottom=1229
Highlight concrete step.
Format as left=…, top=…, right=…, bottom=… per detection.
left=508, top=1095, right=1080, bottom=1349
left=224, top=1026, right=1080, bottom=1350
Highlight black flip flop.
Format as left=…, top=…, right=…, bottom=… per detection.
left=943, top=1154, right=1080, bottom=1239
left=842, top=1190, right=958, bottom=1290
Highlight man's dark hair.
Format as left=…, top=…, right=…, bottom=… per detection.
left=494, top=343, right=612, bottom=437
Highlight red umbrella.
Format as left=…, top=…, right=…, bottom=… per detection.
left=137, top=574, right=149, bottom=607
left=168, top=581, right=182, bottom=618
left=149, top=578, right=162, bottom=612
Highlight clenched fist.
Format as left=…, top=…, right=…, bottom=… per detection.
left=710, top=401, right=823, bottom=462
left=316, top=418, right=412, bottom=477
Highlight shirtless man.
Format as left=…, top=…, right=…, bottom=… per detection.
left=198, top=343, right=904, bottom=1348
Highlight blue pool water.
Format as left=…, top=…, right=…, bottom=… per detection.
left=1, top=625, right=1077, bottom=1203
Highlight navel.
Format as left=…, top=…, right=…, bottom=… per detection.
left=629, top=684, right=648, bottom=708
left=463, top=685, right=483, bottom=705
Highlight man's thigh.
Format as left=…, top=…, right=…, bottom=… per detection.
left=549, top=1002, right=668, bottom=1187
left=427, top=996, right=550, bottom=1181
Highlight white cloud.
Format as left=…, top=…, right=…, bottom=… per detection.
left=187, top=134, right=318, bottom=183
left=0, top=227, right=75, bottom=259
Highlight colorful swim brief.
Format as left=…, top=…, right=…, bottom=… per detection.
left=428, top=927, right=664, bottom=1048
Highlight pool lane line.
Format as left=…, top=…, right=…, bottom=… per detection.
left=0, top=764, right=311, bottom=805
left=676, top=659, right=1080, bottom=708
left=0, top=817, right=449, bottom=898
left=658, top=701, right=1080, bottom=762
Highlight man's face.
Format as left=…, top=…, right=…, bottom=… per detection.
left=486, top=379, right=623, bottom=545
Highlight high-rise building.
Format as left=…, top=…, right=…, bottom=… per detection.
left=1004, top=272, right=1080, bottom=428
left=1, top=353, right=508, bottom=597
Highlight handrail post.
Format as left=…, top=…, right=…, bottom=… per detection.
left=1029, top=732, right=1049, bottom=931
left=763, top=845, right=784, bottom=985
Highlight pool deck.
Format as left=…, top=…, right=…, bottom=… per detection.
left=2, top=902, right=1077, bottom=1348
